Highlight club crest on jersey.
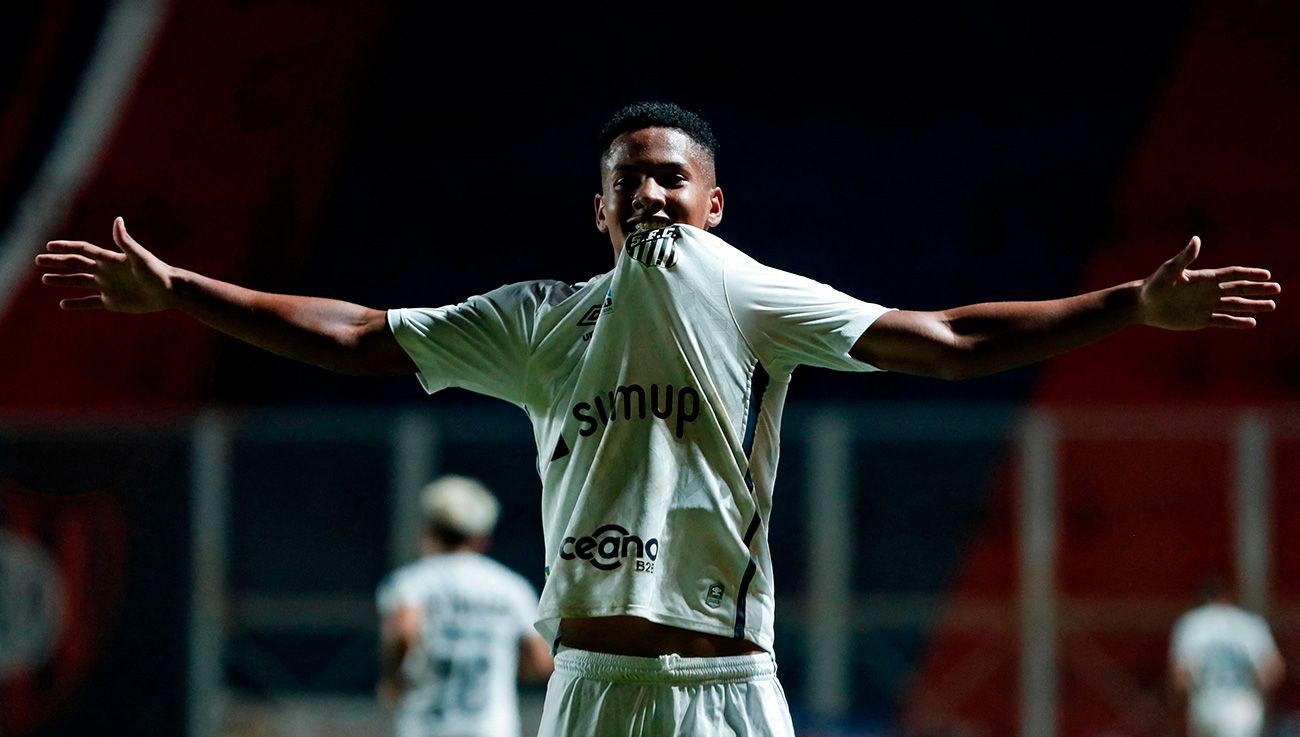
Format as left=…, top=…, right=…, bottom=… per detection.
left=624, top=224, right=680, bottom=269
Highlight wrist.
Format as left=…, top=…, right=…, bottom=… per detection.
left=1111, top=279, right=1146, bottom=326
left=162, top=266, right=191, bottom=310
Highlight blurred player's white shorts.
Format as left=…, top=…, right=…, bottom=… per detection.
left=1189, top=692, right=1265, bottom=737
left=537, top=647, right=795, bottom=737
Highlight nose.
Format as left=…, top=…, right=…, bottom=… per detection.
left=633, top=177, right=666, bottom=213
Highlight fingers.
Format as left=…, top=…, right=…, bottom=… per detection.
left=1208, top=313, right=1256, bottom=329
left=1208, top=266, right=1273, bottom=281
left=45, top=239, right=120, bottom=260
left=1171, top=235, right=1201, bottom=270
left=59, top=295, right=105, bottom=311
left=112, top=216, right=146, bottom=257
left=1217, top=296, right=1277, bottom=313
left=40, top=273, right=98, bottom=289
left=35, top=253, right=96, bottom=270
left=1219, top=279, right=1282, bottom=297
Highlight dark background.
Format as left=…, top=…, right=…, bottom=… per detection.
left=2, top=2, right=1298, bottom=736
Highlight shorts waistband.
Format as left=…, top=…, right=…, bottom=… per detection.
left=553, top=647, right=777, bottom=685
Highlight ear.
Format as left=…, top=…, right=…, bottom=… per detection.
left=594, top=193, right=609, bottom=233
left=705, top=186, right=724, bottom=229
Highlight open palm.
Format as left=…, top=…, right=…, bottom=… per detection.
left=36, top=217, right=174, bottom=313
left=1139, top=236, right=1279, bottom=330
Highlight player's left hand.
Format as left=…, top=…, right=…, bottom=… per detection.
left=1138, top=236, right=1280, bottom=330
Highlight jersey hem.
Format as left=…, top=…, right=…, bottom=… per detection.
left=536, top=605, right=773, bottom=653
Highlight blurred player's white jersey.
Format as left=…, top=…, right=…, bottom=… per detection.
left=377, top=552, right=540, bottom=737
left=389, top=224, right=891, bottom=652
left=1171, top=602, right=1281, bottom=737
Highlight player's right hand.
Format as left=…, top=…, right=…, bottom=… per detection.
left=36, top=217, right=174, bottom=313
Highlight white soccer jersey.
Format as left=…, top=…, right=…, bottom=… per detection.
left=389, top=224, right=891, bottom=652
left=376, top=552, right=540, bottom=737
left=1172, top=602, right=1281, bottom=697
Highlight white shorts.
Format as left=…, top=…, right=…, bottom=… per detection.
left=537, top=648, right=796, bottom=737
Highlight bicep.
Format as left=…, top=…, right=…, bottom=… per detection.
left=850, top=309, right=961, bottom=378
left=351, top=308, right=418, bottom=375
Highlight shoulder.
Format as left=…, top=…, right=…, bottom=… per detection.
left=392, top=278, right=605, bottom=331
left=477, top=278, right=585, bottom=307
left=1171, top=608, right=1204, bottom=637
left=376, top=558, right=438, bottom=608
left=496, top=275, right=611, bottom=315
left=672, top=224, right=751, bottom=262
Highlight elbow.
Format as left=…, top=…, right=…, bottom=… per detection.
left=519, top=661, right=553, bottom=683
left=917, top=343, right=988, bottom=382
left=323, top=316, right=409, bottom=376
left=854, top=314, right=993, bottom=381
left=324, top=352, right=376, bottom=376
left=938, top=359, right=994, bottom=382
left=935, top=366, right=977, bottom=382
left=519, top=637, right=555, bottom=682
left=875, top=353, right=980, bottom=382
left=307, top=339, right=373, bottom=375
left=531, top=661, right=556, bottom=682
left=932, top=336, right=1009, bottom=381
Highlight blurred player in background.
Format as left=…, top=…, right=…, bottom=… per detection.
left=1169, top=578, right=1285, bottom=737
left=377, top=474, right=553, bottom=737
left=37, top=101, right=1281, bottom=736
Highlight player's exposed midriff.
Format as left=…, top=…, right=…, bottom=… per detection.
left=558, top=616, right=766, bottom=658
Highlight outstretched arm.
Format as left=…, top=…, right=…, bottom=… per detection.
left=851, top=236, right=1280, bottom=380
left=36, top=217, right=415, bottom=375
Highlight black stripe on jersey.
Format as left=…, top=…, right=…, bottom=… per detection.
left=734, top=362, right=770, bottom=639
left=733, top=512, right=763, bottom=639
left=741, top=362, right=770, bottom=473
left=742, top=511, right=762, bottom=546
left=734, top=565, right=758, bottom=634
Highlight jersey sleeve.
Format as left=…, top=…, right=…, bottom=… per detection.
left=387, top=282, right=541, bottom=405
left=724, top=251, right=894, bottom=373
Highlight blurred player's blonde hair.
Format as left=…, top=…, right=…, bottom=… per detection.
left=420, top=475, right=500, bottom=541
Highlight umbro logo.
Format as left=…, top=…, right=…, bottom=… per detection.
left=576, top=288, right=615, bottom=328
left=577, top=305, right=601, bottom=327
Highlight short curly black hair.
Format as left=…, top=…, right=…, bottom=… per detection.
left=597, top=101, right=717, bottom=166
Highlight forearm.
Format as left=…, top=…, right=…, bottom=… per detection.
left=169, top=268, right=407, bottom=375
left=938, top=280, right=1144, bottom=378
left=377, top=637, right=410, bottom=706
left=856, top=280, right=1144, bottom=380
left=518, top=635, right=555, bottom=682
